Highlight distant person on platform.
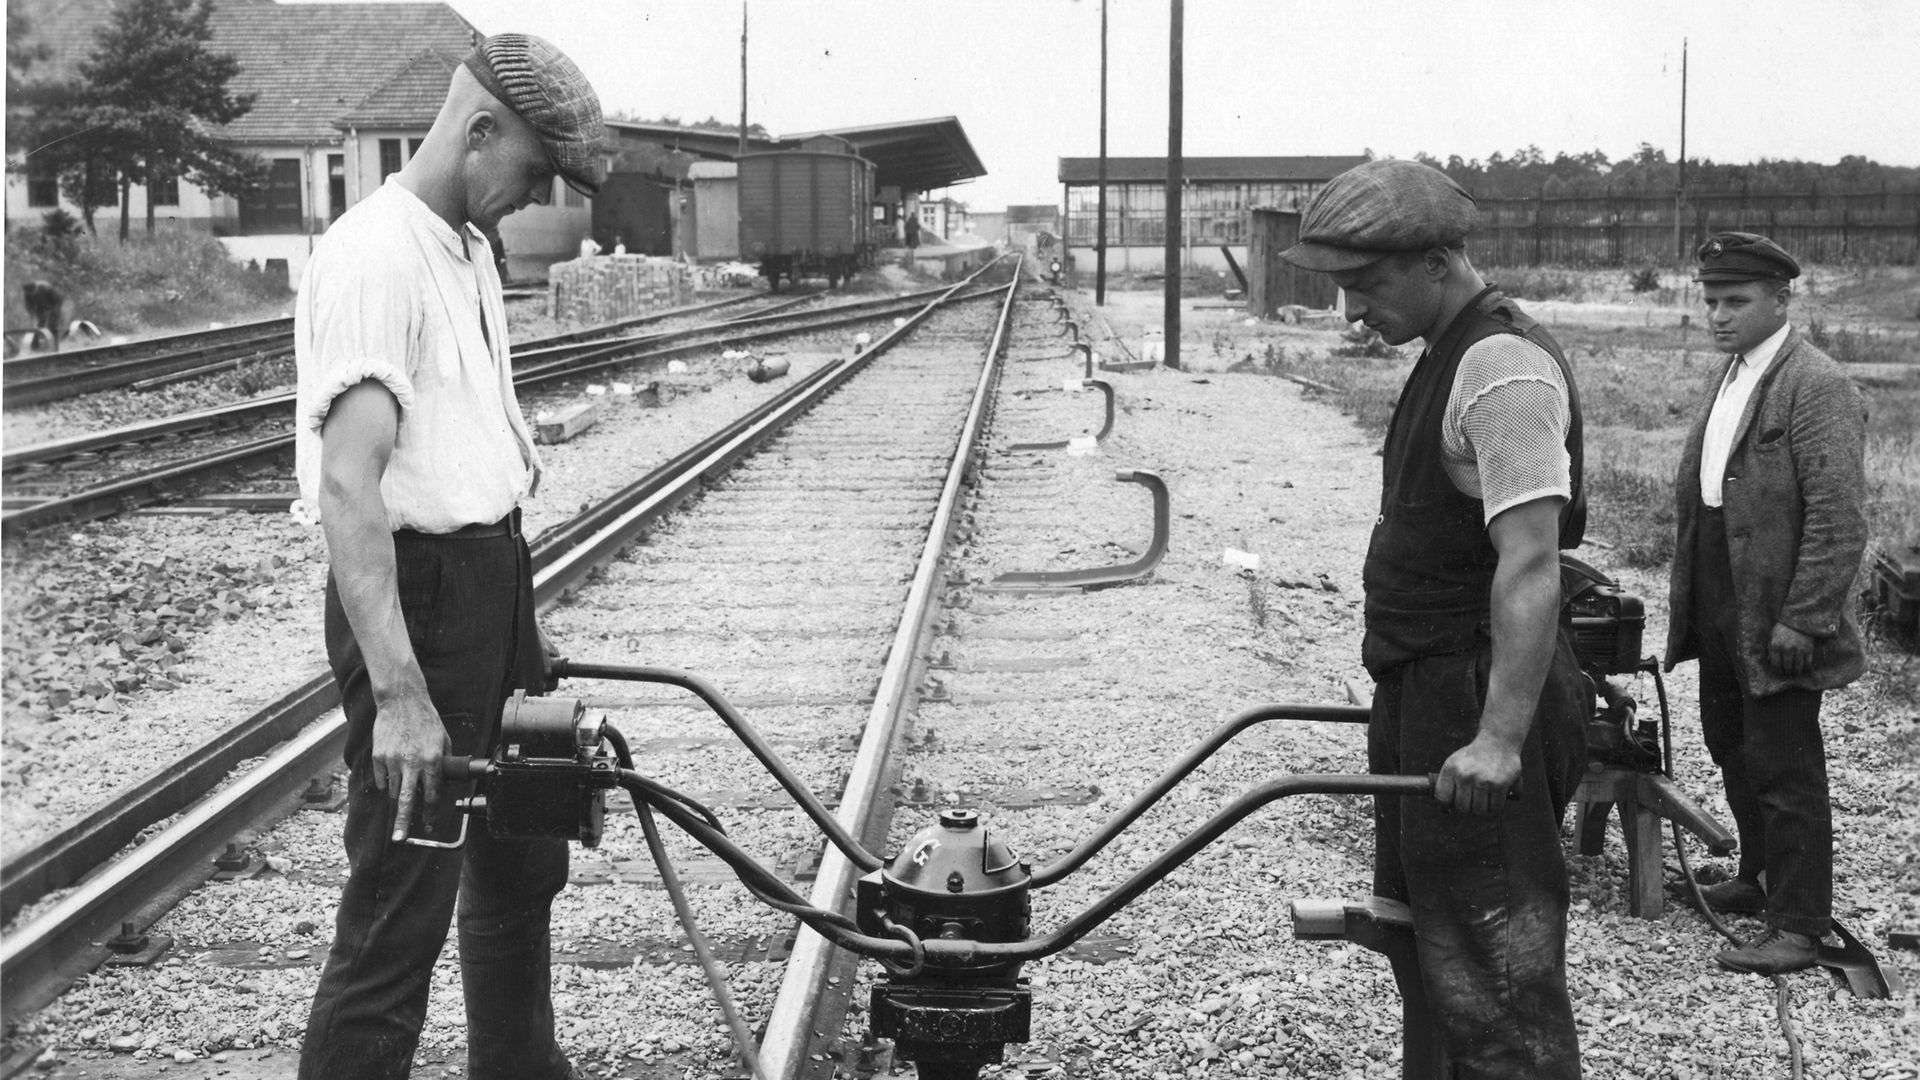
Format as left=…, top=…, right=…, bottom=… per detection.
left=1665, top=232, right=1868, bottom=975
left=578, top=234, right=600, bottom=259
left=1279, top=159, right=1588, bottom=1078
left=291, top=31, right=603, bottom=1080
left=904, top=214, right=921, bottom=250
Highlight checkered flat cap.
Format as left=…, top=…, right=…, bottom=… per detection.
left=1280, top=159, right=1478, bottom=273
left=464, top=33, right=605, bottom=196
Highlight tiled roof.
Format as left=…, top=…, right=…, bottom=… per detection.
left=208, top=2, right=479, bottom=143
left=334, top=49, right=462, bottom=130
left=8, top=0, right=480, bottom=145
left=1058, top=156, right=1370, bottom=184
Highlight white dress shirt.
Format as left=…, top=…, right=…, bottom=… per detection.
left=1699, top=320, right=1791, bottom=508
left=293, top=181, right=541, bottom=533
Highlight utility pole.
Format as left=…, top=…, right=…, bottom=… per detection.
left=1163, top=0, right=1182, bottom=370
left=1674, top=37, right=1687, bottom=273
left=738, top=2, right=749, bottom=157
left=1095, top=0, right=1108, bottom=306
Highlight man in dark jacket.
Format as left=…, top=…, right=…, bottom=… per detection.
left=1280, top=159, right=1587, bottom=1079
left=1665, top=232, right=1868, bottom=975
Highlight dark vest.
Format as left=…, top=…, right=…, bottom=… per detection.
left=1360, top=286, right=1585, bottom=678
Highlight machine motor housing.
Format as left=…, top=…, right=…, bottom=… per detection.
left=1561, top=554, right=1645, bottom=677
left=482, top=693, right=617, bottom=847
left=860, top=809, right=1033, bottom=1071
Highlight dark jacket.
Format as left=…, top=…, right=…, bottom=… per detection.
left=1362, top=286, right=1583, bottom=678
left=1665, top=329, right=1868, bottom=697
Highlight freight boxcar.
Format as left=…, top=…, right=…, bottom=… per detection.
left=737, top=135, right=876, bottom=290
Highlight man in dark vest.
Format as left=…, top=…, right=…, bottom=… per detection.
left=1281, top=159, right=1587, bottom=1078
left=1665, top=233, right=1866, bottom=975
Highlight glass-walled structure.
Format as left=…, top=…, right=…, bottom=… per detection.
left=1057, top=155, right=1368, bottom=272
left=1065, top=180, right=1324, bottom=246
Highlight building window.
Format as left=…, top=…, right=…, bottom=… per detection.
left=238, top=158, right=304, bottom=233
left=379, top=139, right=403, bottom=181
left=407, top=137, right=423, bottom=161
left=562, top=178, right=584, bottom=208
left=149, top=170, right=179, bottom=207
left=26, top=157, right=58, bottom=207
left=328, top=154, right=346, bottom=220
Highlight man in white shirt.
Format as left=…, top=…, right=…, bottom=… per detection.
left=1665, top=232, right=1868, bottom=976
left=293, top=33, right=603, bottom=1080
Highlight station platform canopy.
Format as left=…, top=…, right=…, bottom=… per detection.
left=777, top=117, right=986, bottom=194
left=606, top=116, right=985, bottom=194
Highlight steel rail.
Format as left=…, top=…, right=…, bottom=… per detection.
left=0, top=432, right=297, bottom=532
left=758, top=259, right=1023, bottom=1080
left=3, top=328, right=299, bottom=408
left=2, top=396, right=291, bottom=473
left=0, top=316, right=292, bottom=381
left=0, top=259, right=1012, bottom=1025
left=0, top=294, right=776, bottom=410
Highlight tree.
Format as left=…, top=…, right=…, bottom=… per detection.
left=21, top=0, right=264, bottom=241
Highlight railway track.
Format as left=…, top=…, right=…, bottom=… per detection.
left=2, top=318, right=296, bottom=409
left=5, top=262, right=1427, bottom=1080
left=0, top=260, right=1020, bottom=1050
left=0, top=286, right=989, bottom=532
left=0, top=288, right=825, bottom=410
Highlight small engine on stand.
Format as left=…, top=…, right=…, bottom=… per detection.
left=1561, top=555, right=1659, bottom=770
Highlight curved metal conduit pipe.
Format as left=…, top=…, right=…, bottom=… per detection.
left=756, top=257, right=1024, bottom=1080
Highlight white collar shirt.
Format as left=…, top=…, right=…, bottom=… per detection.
left=293, top=180, right=540, bottom=533
left=1699, top=320, right=1791, bottom=508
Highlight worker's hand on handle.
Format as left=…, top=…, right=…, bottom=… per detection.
left=370, top=694, right=450, bottom=842
left=1434, top=734, right=1522, bottom=815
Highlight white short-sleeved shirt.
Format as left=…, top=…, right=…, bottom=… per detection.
left=1440, top=335, right=1573, bottom=524
left=293, top=181, right=540, bottom=534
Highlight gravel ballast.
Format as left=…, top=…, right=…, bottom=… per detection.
left=3, top=282, right=1914, bottom=1079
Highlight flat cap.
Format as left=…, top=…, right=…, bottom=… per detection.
left=1279, top=159, right=1478, bottom=273
left=464, top=33, right=605, bottom=196
left=1693, top=231, right=1800, bottom=283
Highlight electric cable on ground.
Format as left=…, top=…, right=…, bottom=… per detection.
left=605, top=724, right=765, bottom=1079
left=636, top=800, right=766, bottom=1080
left=1649, top=662, right=1807, bottom=1079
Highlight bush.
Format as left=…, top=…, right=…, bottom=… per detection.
left=1803, top=312, right=1914, bottom=366
left=4, top=227, right=290, bottom=336
left=1628, top=265, right=1662, bottom=293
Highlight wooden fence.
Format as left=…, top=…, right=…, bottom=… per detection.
left=1472, top=190, right=1920, bottom=266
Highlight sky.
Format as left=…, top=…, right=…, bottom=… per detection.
left=319, top=0, right=1920, bottom=209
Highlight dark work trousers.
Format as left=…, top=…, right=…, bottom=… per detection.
left=1369, top=637, right=1586, bottom=1080
left=1691, top=504, right=1832, bottom=939
left=300, top=523, right=571, bottom=1080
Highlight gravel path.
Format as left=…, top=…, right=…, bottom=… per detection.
left=4, top=283, right=1915, bottom=1079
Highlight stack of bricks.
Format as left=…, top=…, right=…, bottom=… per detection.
left=548, top=255, right=692, bottom=323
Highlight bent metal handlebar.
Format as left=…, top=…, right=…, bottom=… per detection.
left=443, top=663, right=1478, bottom=970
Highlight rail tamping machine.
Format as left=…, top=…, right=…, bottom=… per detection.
left=421, top=661, right=1460, bottom=1079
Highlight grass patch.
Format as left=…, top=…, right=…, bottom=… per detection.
left=5, top=223, right=290, bottom=338
left=1257, top=312, right=1919, bottom=565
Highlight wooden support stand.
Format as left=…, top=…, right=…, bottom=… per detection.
left=1573, top=766, right=1734, bottom=918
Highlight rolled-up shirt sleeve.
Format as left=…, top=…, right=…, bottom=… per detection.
left=1442, top=336, right=1572, bottom=523
left=297, top=246, right=418, bottom=435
